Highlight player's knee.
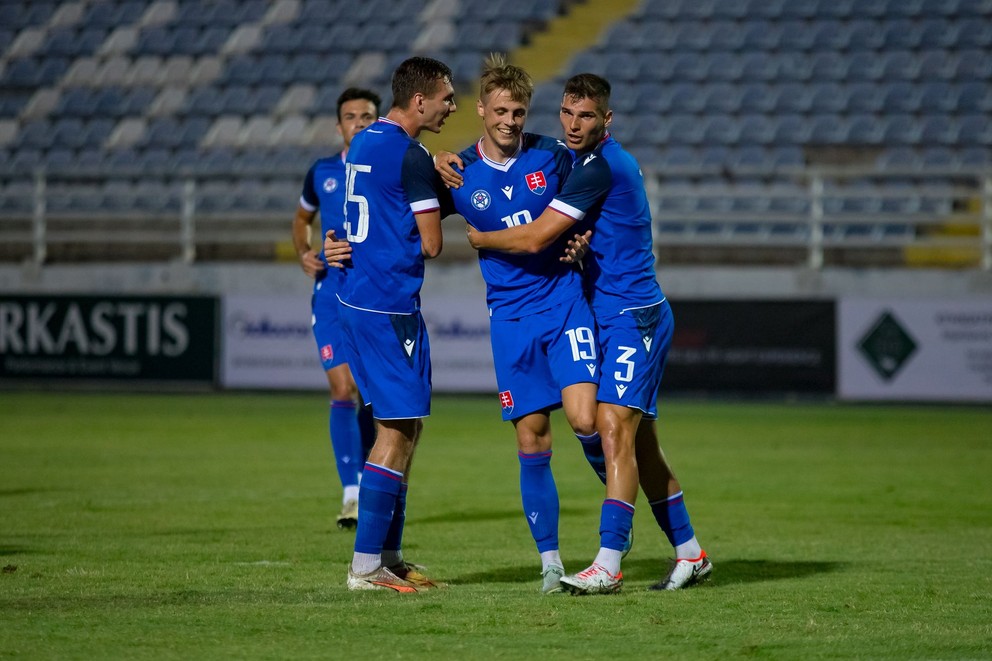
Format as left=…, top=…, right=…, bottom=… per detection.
left=567, top=412, right=596, bottom=437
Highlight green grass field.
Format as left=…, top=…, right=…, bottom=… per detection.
left=1, top=392, right=990, bottom=659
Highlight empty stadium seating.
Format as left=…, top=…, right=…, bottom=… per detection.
left=0, top=0, right=989, bottom=265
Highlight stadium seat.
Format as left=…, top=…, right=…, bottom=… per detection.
left=881, top=82, right=922, bottom=113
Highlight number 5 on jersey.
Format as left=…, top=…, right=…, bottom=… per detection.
left=345, top=162, right=371, bottom=243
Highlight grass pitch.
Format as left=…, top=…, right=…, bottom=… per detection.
left=1, top=392, right=990, bottom=659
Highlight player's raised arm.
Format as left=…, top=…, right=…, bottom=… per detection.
left=433, top=151, right=465, bottom=189
left=466, top=205, right=576, bottom=255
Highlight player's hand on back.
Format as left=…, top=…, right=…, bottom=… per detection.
left=560, top=230, right=593, bottom=263
left=434, top=151, right=465, bottom=189
left=323, top=229, right=353, bottom=268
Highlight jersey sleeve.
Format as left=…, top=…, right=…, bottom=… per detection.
left=299, top=162, right=319, bottom=211
left=401, top=143, right=441, bottom=215
left=548, top=153, right=612, bottom=221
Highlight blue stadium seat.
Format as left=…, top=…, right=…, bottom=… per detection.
left=738, top=84, right=776, bottom=113
left=957, top=114, right=992, bottom=145
left=778, top=20, right=815, bottom=51
left=920, top=115, right=956, bottom=145
left=917, top=50, right=955, bottom=80
left=847, top=114, right=885, bottom=144
left=808, top=52, right=847, bottom=81
left=846, top=82, right=884, bottom=113
left=846, top=20, right=885, bottom=50
left=808, top=115, right=846, bottom=144
left=882, top=115, right=921, bottom=145
left=740, top=21, right=781, bottom=51
left=957, top=81, right=992, bottom=112
left=702, top=116, right=738, bottom=145
left=919, top=81, right=958, bottom=113
left=882, top=19, right=922, bottom=50
left=702, top=84, right=741, bottom=113
left=881, top=82, right=921, bottom=113
left=847, top=52, right=884, bottom=81
left=955, top=49, right=992, bottom=81
left=816, top=0, right=856, bottom=18
left=811, top=21, right=847, bottom=51
left=809, top=83, right=849, bottom=113
left=775, top=83, right=813, bottom=113
left=956, top=18, right=992, bottom=48
left=737, top=115, right=775, bottom=145
left=772, top=115, right=809, bottom=145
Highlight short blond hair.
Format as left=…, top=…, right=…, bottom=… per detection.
left=479, top=53, right=533, bottom=105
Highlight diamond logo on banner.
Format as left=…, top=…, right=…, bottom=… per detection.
left=857, top=311, right=918, bottom=381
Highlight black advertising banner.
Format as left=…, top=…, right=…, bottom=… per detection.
left=0, top=295, right=217, bottom=383
left=664, top=300, right=836, bottom=393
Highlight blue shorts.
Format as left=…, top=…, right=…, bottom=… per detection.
left=339, top=302, right=431, bottom=420
left=312, top=279, right=347, bottom=371
left=490, top=296, right=600, bottom=421
left=596, top=299, right=673, bottom=418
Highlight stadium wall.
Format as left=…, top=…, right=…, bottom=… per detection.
left=1, top=264, right=990, bottom=401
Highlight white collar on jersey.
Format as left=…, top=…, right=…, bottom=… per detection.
left=476, top=137, right=522, bottom=172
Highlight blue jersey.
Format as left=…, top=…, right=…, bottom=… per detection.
left=451, top=133, right=579, bottom=320
left=300, top=152, right=346, bottom=293
left=548, top=133, right=663, bottom=317
left=339, top=118, right=443, bottom=314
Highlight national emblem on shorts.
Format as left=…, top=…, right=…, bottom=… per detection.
left=471, top=189, right=491, bottom=211
left=322, top=177, right=339, bottom=193
left=525, top=171, right=547, bottom=195
left=499, top=389, right=514, bottom=413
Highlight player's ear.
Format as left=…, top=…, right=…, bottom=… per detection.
left=604, top=109, right=613, bottom=129
left=476, top=99, right=484, bottom=118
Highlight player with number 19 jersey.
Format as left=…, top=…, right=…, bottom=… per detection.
left=450, top=133, right=599, bottom=421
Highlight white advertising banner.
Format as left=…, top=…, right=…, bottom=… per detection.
left=221, top=294, right=325, bottom=389
left=221, top=294, right=495, bottom=393
left=838, top=298, right=992, bottom=402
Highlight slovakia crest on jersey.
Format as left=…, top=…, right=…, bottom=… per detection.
left=322, top=177, right=339, bottom=193
left=525, top=171, right=547, bottom=195
left=471, top=189, right=491, bottom=211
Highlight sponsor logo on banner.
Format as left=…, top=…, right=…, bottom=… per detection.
left=839, top=298, right=992, bottom=402
left=0, top=295, right=216, bottom=381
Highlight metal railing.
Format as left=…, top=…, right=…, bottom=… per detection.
left=2, top=165, right=991, bottom=269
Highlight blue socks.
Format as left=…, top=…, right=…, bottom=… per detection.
left=330, top=400, right=364, bottom=488
left=383, top=482, right=407, bottom=554
left=576, top=432, right=608, bottom=484
left=354, top=463, right=403, bottom=555
left=599, top=498, right=635, bottom=552
left=518, top=451, right=560, bottom=553
left=649, top=491, right=696, bottom=547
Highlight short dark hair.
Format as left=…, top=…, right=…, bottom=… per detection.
left=391, top=56, right=453, bottom=109
left=563, top=73, right=611, bottom=115
left=336, top=87, right=381, bottom=122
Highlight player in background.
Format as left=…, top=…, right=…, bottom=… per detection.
left=292, top=88, right=381, bottom=530
left=439, top=54, right=614, bottom=595
left=328, top=57, right=456, bottom=593
left=465, top=73, right=711, bottom=595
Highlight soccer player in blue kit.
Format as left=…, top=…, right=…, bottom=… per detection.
left=467, top=73, right=711, bottom=595
left=328, top=57, right=456, bottom=592
left=292, top=87, right=380, bottom=530
left=443, top=54, right=611, bottom=594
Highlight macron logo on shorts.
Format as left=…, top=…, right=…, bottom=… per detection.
left=499, top=390, right=514, bottom=414
left=616, top=384, right=628, bottom=399
left=320, top=344, right=333, bottom=361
